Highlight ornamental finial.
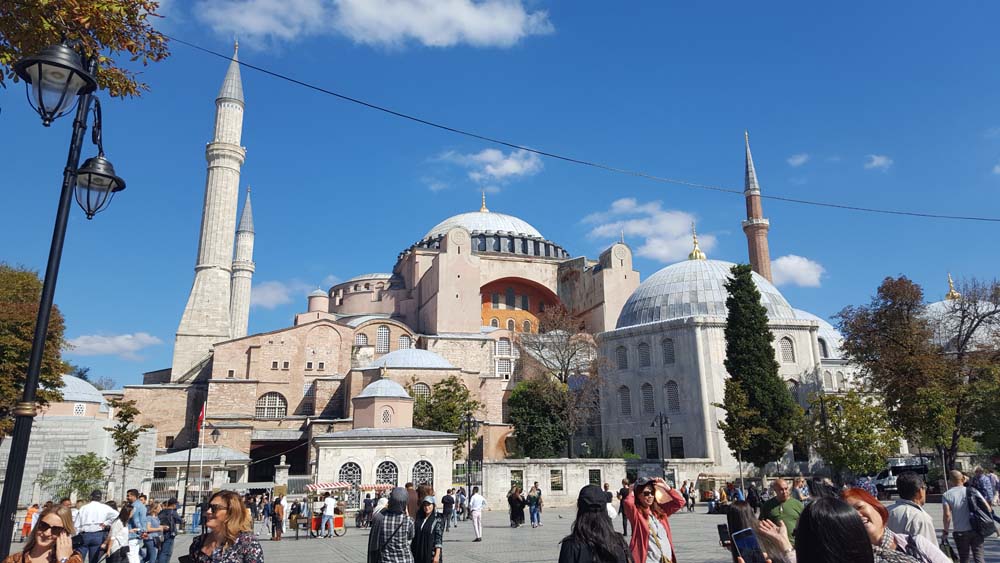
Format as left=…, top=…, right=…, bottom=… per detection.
left=945, top=273, right=962, bottom=300
left=688, top=222, right=707, bottom=260
left=480, top=190, right=489, bottom=212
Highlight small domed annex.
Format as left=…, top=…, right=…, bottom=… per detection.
left=366, top=348, right=455, bottom=370
left=356, top=378, right=412, bottom=399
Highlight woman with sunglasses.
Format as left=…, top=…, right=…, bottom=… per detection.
left=189, top=491, right=263, bottom=563
left=3, top=506, right=81, bottom=563
left=622, top=478, right=684, bottom=563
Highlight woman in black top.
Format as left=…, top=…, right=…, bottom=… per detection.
left=507, top=487, right=526, bottom=528
left=559, top=485, right=631, bottom=563
left=411, top=496, right=444, bottom=563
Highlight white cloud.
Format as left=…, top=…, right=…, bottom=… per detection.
left=422, top=177, right=449, bottom=192
left=68, top=333, right=163, bottom=360
left=193, top=0, right=553, bottom=48
left=771, top=255, right=825, bottom=287
left=993, top=162, right=1000, bottom=175
left=864, top=154, right=893, bottom=171
left=322, top=274, right=342, bottom=287
left=584, top=198, right=716, bottom=263
left=251, top=280, right=313, bottom=309
left=787, top=153, right=810, bottom=167
left=438, top=148, right=543, bottom=184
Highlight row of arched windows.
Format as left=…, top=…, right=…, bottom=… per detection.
left=354, top=325, right=413, bottom=353
left=489, top=318, right=533, bottom=332
left=822, top=371, right=847, bottom=391
left=618, top=381, right=681, bottom=416
left=616, top=339, right=676, bottom=370
left=337, top=460, right=435, bottom=507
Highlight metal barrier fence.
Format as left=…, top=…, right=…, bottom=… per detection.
left=452, top=461, right=482, bottom=487
left=287, top=475, right=312, bottom=495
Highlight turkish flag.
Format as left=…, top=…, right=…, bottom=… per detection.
left=197, top=402, right=206, bottom=431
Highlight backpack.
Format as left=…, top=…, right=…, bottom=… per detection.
left=965, top=486, right=998, bottom=538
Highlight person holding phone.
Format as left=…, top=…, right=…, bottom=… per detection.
left=3, top=506, right=82, bottom=563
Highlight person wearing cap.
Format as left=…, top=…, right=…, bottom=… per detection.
left=559, top=485, right=630, bottom=563
left=74, top=490, right=119, bottom=563
left=368, top=487, right=415, bottom=563
left=411, top=496, right=443, bottom=563
left=623, top=477, right=684, bottom=563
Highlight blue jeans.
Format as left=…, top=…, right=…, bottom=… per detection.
left=320, top=514, right=333, bottom=536
left=80, top=531, right=106, bottom=563
left=529, top=505, right=540, bottom=526
left=156, top=537, right=174, bottom=563
left=142, top=540, right=157, bottom=563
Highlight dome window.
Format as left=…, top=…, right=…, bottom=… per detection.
left=412, top=382, right=431, bottom=400
left=73, top=403, right=86, bottom=416
left=256, top=392, right=287, bottom=419
left=376, top=325, right=390, bottom=353
left=355, top=333, right=369, bottom=346
left=490, top=318, right=500, bottom=328
left=398, top=335, right=412, bottom=350
left=506, top=319, right=515, bottom=331
left=522, top=320, right=532, bottom=333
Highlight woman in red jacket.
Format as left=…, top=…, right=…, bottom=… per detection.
left=622, top=477, right=685, bottom=563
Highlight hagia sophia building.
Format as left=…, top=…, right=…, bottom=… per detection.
left=124, top=46, right=859, bottom=499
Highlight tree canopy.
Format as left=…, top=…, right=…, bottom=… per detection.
left=805, top=390, right=901, bottom=478
left=0, top=0, right=170, bottom=97
left=37, top=451, right=108, bottom=501
left=507, top=376, right=570, bottom=458
left=407, top=376, right=482, bottom=436
left=105, top=398, right=152, bottom=490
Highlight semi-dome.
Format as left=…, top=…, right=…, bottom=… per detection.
left=423, top=210, right=543, bottom=240
left=616, top=259, right=797, bottom=329
left=366, top=348, right=455, bottom=370
left=793, top=308, right=844, bottom=358
left=356, top=379, right=411, bottom=399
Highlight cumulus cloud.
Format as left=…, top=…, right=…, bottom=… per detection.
left=251, top=280, right=313, bottom=309
left=68, top=333, right=163, bottom=360
left=993, top=162, right=1000, bottom=175
left=864, top=154, right=893, bottom=171
left=438, top=148, right=543, bottom=184
left=584, top=198, right=716, bottom=263
left=771, top=255, right=825, bottom=287
left=193, top=0, right=553, bottom=48
left=421, top=177, right=449, bottom=192
left=787, top=153, right=810, bottom=167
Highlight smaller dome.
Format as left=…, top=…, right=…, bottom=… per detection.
left=356, top=379, right=411, bottom=399
left=50, top=375, right=109, bottom=412
left=309, top=289, right=327, bottom=297
left=367, top=349, right=454, bottom=370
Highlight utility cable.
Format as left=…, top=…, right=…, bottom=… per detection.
left=163, top=35, right=1000, bottom=224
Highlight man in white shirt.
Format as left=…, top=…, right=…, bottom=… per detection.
left=887, top=472, right=937, bottom=545
left=942, top=470, right=984, bottom=563
left=321, top=493, right=337, bottom=538
left=467, top=486, right=487, bottom=542
left=75, top=491, right=119, bottom=563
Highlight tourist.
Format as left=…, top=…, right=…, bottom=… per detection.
left=367, top=487, right=414, bottom=563
left=970, top=468, right=996, bottom=509
left=887, top=472, right=937, bottom=544
left=126, top=490, right=147, bottom=563
left=987, top=468, right=1000, bottom=506
left=558, top=485, right=629, bottom=563
left=622, top=477, right=684, bottom=563
left=156, top=499, right=182, bottom=563
left=843, top=487, right=950, bottom=563
left=532, top=482, right=544, bottom=526
left=406, top=483, right=419, bottom=518
left=364, top=493, right=377, bottom=529
left=507, top=485, right=525, bottom=528
left=760, top=478, right=803, bottom=543
left=616, top=479, right=630, bottom=535
left=807, top=476, right=840, bottom=500
left=259, top=498, right=271, bottom=536
left=105, top=505, right=132, bottom=563
left=75, top=490, right=118, bottom=563
left=603, top=483, right=613, bottom=503
left=440, top=490, right=454, bottom=532
left=142, top=503, right=163, bottom=563
left=792, top=497, right=875, bottom=563
left=942, top=470, right=984, bottom=563
left=270, top=496, right=283, bottom=541
left=726, top=501, right=793, bottom=563
left=468, top=486, right=487, bottom=542
left=21, top=504, right=39, bottom=541
left=791, top=477, right=810, bottom=503
left=526, top=484, right=542, bottom=528
left=411, top=496, right=443, bottom=563
left=747, top=484, right=761, bottom=515
left=279, top=495, right=289, bottom=535
left=3, top=505, right=81, bottom=563
left=188, top=491, right=262, bottom=563
left=321, top=492, right=337, bottom=538
left=456, top=488, right=467, bottom=522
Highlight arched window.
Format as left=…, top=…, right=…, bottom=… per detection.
left=823, top=371, right=833, bottom=390
left=375, top=461, right=398, bottom=486
left=381, top=408, right=392, bottom=424
left=505, top=287, right=516, bottom=309
left=522, top=320, right=531, bottom=333
left=818, top=338, right=829, bottom=359
left=780, top=337, right=796, bottom=363
left=376, top=325, right=390, bottom=353
left=616, top=346, right=628, bottom=370
left=641, top=383, right=655, bottom=414
left=398, top=335, right=412, bottom=350
left=411, top=460, right=434, bottom=487
left=490, top=318, right=500, bottom=328
left=836, top=371, right=846, bottom=390
left=339, top=462, right=362, bottom=509
left=786, top=379, right=800, bottom=401
left=506, top=319, right=515, bottom=331
left=664, top=381, right=679, bottom=413
left=255, top=392, right=287, bottom=419
left=496, top=338, right=512, bottom=356
left=618, top=386, right=632, bottom=417
left=355, top=333, right=368, bottom=346
left=638, top=343, right=651, bottom=367
left=662, top=339, right=675, bottom=364
left=412, top=382, right=431, bottom=400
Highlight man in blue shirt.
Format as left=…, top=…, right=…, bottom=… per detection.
left=126, top=489, right=147, bottom=563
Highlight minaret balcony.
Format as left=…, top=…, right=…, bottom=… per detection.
left=741, top=218, right=770, bottom=228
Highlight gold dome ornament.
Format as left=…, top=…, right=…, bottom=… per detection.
left=688, top=222, right=707, bottom=261
left=945, top=273, right=961, bottom=300
left=480, top=190, right=489, bottom=213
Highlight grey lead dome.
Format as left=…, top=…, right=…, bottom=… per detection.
left=423, top=211, right=543, bottom=240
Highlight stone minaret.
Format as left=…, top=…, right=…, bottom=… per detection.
left=171, top=43, right=246, bottom=380
left=230, top=188, right=255, bottom=338
left=741, top=131, right=772, bottom=282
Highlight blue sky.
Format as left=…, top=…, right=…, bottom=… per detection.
left=3, top=1, right=998, bottom=387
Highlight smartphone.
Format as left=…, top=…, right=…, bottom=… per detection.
left=731, top=527, right=767, bottom=563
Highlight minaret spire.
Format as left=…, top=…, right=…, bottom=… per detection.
left=741, top=131, right=773, bottom=282
left=480, top=190, right=489, bottom=212
left=231, top=187, right=255, bottom=338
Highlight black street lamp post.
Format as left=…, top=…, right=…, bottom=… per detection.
left=651, top=413, right=671, bottom=482
left=458, top=412, right=480, bottom=494
left=0, top=43, right=126, bottom=558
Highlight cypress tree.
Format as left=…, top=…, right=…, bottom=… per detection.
left=722, top=264, right=801, bottom=467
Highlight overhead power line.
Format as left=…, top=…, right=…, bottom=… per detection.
left=166, top=35, right=1000, bottom=224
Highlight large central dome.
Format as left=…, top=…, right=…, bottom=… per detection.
left=616, top=259, right=796, bottom=328
left=423, top=210, right=543, bottom=240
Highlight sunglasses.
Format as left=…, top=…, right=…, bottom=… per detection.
left=206, top=503, right=227, bottom=513
left=640, top=490, right=655, bottom=497
left=36, top=521, right=67, bottom=536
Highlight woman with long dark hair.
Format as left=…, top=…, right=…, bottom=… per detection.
left=507, top=486, right=525, bottom=528
left=411, top=496, right=443, bottom=563
left=106, top=505, right=133, bottom=563
left=794, top=497, right=875, bottom=563
left=188, top=490, right=262, bottom=563
left=622, top=477, right=684, bottom=563
left=559, top=485, right=630, bottom=563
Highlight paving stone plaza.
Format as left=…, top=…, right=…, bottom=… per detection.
left=108, top=502, right=996, bottom=563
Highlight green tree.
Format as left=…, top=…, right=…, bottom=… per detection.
left=0, top=0, right=169, bottom=97
left=714, top=380, right=766, bottom=488
left=407, top=376, right=482, bottom=436
left=37, top=452, right=108, bottom=501
left=507, top=376, right=570, bottom=458
left=805, top=391, right=901, bottom=478
left=0, top=263, right=69, bottom=440
left=722, top=264, right=802, bottom=468
left=105, top=398, right=152, bottom=491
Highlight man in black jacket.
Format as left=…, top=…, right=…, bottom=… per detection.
left=155, top=499, right=183, bottom=563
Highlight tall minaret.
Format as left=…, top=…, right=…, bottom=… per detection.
left=230, top=187, right=255, bottom=338
left=741, top=131, right=773, bottom=282
left=171, top=42, right=246, bottom=380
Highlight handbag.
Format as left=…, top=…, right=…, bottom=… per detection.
left=108, top=546, right=130, bottom=563
left=938, top=537, right=957, bottom=563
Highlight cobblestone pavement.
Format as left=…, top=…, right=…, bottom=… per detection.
left=152, top=502, right=1000, bottom=563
